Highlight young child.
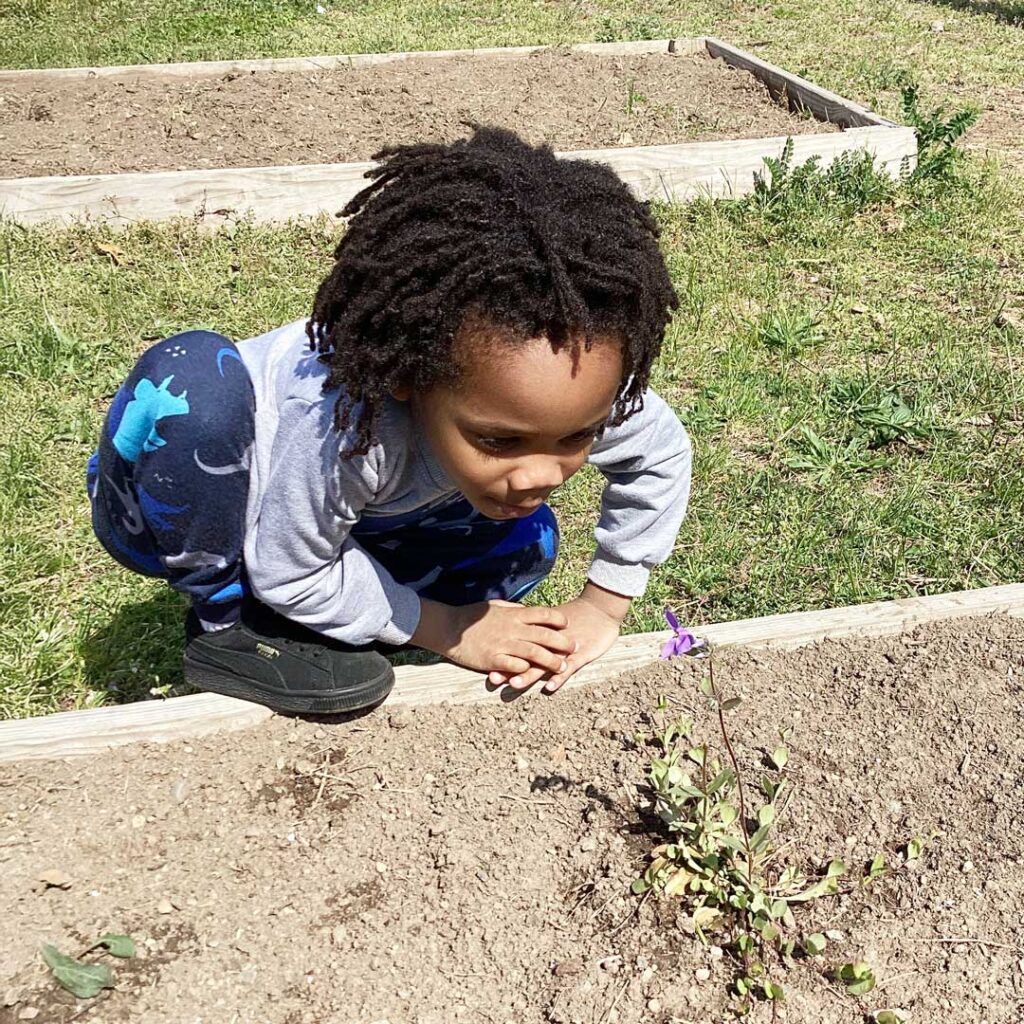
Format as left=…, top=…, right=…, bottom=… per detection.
left=87, top=127, right=691, bottom=715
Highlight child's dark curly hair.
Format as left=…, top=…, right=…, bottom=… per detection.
left=306, top=126, right=679, bottom=456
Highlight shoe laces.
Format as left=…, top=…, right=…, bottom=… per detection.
left=279, top=636, right=323, bottom=659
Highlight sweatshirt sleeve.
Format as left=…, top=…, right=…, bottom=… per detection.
left=245, top=398, right=422, bottom=646
left=584, top=388, right=692, bottom=597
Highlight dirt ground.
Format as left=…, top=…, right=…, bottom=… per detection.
left=2, top=614, right=1023, bottom=1024
left=959, top=85, right=1024, bottom=172
left=0, top=49, right=837, bottom=179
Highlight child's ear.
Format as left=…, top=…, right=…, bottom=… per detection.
left=390, top=384, right=412, bottom=401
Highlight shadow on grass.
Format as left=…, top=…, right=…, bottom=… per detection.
left=80, top=589, right=189, bottom=704
left=79, top=589, right=446, bottom=709
left=922, top=0, right=1024, bottom=24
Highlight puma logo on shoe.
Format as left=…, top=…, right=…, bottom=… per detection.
left=256, top=642, right=280, bottom=659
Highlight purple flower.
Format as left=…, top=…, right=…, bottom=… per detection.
left=659, top=607, right=706, bottom=659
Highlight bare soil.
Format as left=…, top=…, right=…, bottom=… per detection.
left=0, top=49, right=836, bottom=179
left=2, top=614, right=1023, bottom=1024
left=960, top=85, right=1024, bottom=172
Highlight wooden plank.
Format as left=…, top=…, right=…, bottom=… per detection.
left=0, top=125, right=916, bottom=227
left=2, top=583, right=1021, bottom=765
left=0, top=38, right=703, bottom=83
left=570, top=125, right=916, bottom=202
left=704, top=36, right=894, bottom=129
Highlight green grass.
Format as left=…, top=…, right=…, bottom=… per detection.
left=1, top=0, right=1023, bottom=717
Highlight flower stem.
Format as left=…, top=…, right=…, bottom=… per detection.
left=710, top=659, right=753, bottom=886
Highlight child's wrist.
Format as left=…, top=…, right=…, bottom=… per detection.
left=410, top=597, right=461, bottom=655
left=580, top=580, right=632, bottom=623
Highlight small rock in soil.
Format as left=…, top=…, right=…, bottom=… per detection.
left=695, top=967, right=711, bottom=981
left=553, top=959, right=583, bottom=977
left=156, top=898, right=174, bottom=914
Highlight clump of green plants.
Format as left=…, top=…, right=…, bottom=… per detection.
left=829, top=378, right=947, bottom=449
left=633, top=654, right=928, bottom=1014
left=900, top=84, right=978, bottom=182
left=40, top=933, right=135, bottom=998
left=783, top=425, right=886, bottom=484
left=746, top=137, right=894, bottom=226
left=750, top=307, right=824, bottom=356
left=594, top=13, right=665, bottom=42
left=731, top=88, right=978, bottom=243
left=633, top=663, right=846, bottom=1011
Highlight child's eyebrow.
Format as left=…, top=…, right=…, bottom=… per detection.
left=463, top=416, right=608, bottom=436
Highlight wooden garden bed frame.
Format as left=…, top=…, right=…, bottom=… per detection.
left=0, top=37, right=917, bottom=226
left=2, top=583, right=1021, bottom=764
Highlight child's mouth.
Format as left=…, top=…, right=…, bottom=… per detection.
left=490, top=499, right=540, bottom=518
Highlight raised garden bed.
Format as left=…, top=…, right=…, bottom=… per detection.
left=1, top=597, right=1022, bottom=1023
left=0, top=38, right=916, bottom=226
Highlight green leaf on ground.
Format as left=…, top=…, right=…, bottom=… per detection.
left=40, top=944, right=114, bottom=998
left=97, top=934, right=136, bottom=958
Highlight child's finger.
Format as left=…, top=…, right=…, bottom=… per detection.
left=490, top=654, right=533, bottom=677
left=520, top=606, right=569, bottom=630
left=507, top=642, right=569, bottom=677
left=523, top=625, right=576, bottom=654
left=488, top=670, right=510, bottom=685
left=506, top=665, right=549, bottom=690
left=543, top=656, right=581, bottom=694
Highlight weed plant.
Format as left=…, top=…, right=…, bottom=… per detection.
left=634, top=657, right=926, bottom=1014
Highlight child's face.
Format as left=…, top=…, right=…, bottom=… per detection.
left=407, top=325, right=623, bottom=520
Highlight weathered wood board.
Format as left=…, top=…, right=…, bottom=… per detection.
left=0, top=37, right=704, bottom=83
left=2, top=584, right=1020, bottom=764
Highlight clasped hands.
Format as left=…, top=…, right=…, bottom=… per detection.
left=412, top=581, right=630, bottom=694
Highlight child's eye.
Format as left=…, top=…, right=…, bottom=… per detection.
left=476, top=436, right=519, bottom=453
left=563, top=428, right=600, bottom=446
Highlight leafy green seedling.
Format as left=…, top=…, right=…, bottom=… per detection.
left=803, top=932, right=827, bottom=956
left=625, top=78, right=648, bottom=115
left=901, top=833, right=936, bottom=864
left=835, top=961, right=876, bottom=996
left=900, top=83, right=978, bottom=180
left=863, top=852, right=887, bottom=885
left=872, top=1011, right=907, bottom=1024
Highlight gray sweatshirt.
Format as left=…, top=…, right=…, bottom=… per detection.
left=237, top=318, right=692, bottom=646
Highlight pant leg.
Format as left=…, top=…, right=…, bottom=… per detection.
left=87, top=330, right=255, bottom=626
left=351, top=495, right=560, bottom=606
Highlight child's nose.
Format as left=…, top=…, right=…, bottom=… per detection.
left=508, top=457, right=565, bottom=496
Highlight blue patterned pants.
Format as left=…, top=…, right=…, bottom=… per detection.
left=88, top=331, right=559, bottom=631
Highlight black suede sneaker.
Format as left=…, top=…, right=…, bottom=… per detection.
left=184, top=600, right=395, bottom=714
